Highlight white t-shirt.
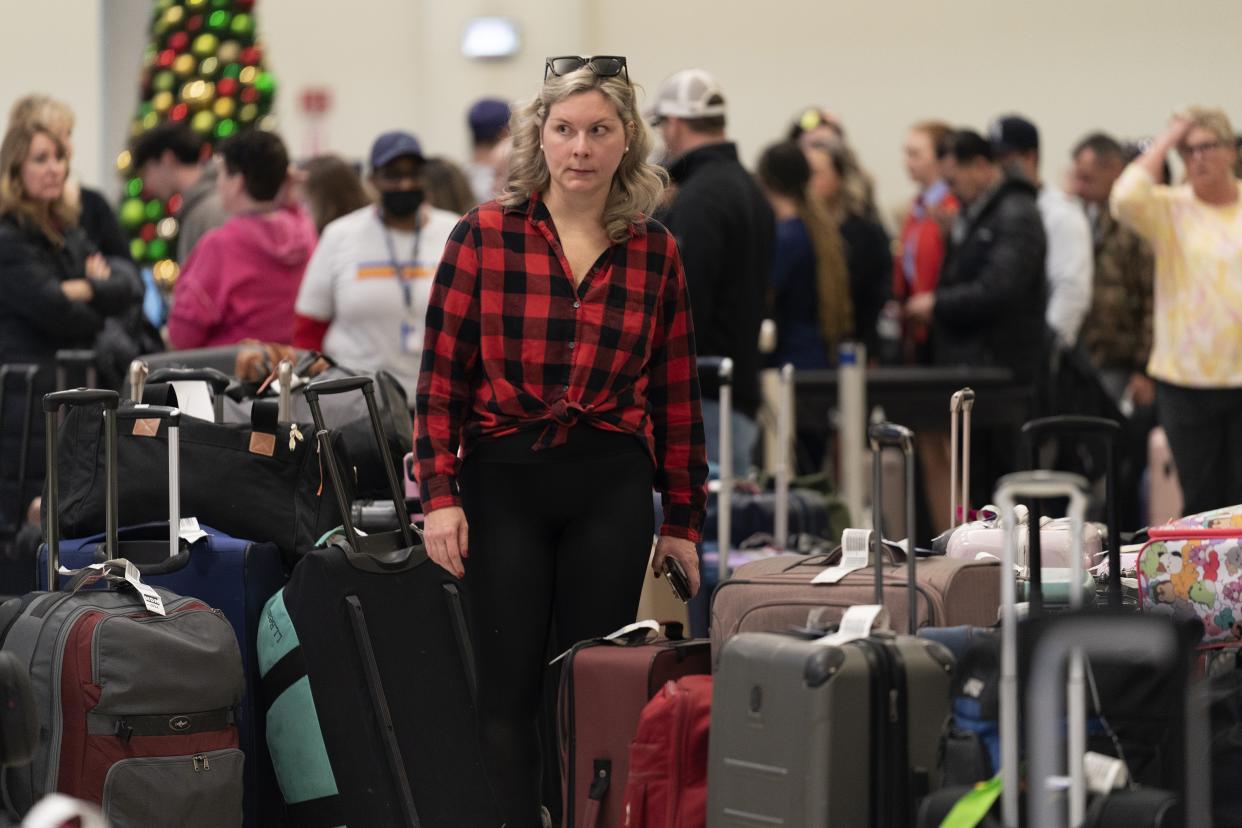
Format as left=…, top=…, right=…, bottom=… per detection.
left=295, top=204, right=459, bottom=397
left=1038, top=186, right=1094, bottom=347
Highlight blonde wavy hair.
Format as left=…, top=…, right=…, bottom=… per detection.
left=8, top=94, right=82, bottom=210
left=499, top=67, right=666, bottom=242
left=0, top=121, right=77, bottom=245
left=806, top=137, right=879, bottom=224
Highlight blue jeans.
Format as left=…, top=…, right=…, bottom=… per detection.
left=700, top=399, right=758, bottom=480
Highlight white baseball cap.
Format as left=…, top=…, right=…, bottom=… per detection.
left=647, top=69, right=727, bottom=123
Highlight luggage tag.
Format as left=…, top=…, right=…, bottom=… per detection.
left=548, top=619, right=659, bottom=665
left=121, top=559, right=167, bottom=616
left=812, top=528, right=872, bottom=584
left=816, top=604, right=888, bottom=646
left=178, top=517, right=208, bottom=546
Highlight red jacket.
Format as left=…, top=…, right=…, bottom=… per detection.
left=893, top=182, right=958, bottom=346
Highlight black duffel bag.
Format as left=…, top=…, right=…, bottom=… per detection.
left=44, top=398, right=353, bottom=557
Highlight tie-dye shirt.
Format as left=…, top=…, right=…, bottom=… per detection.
left=1111, top=165, right=1242, bottom=387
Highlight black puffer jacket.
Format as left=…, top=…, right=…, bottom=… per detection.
left=0, top=215, right=142, bottom=369
left=933, top=175, right=1048, bottom=384
left=662, top=142, right=774, bottom=418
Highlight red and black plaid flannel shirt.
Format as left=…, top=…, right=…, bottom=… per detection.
left=413, top=194, right=708, bottom=541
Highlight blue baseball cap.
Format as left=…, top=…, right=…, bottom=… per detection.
left=370, top=130, right=424, bottom=170
left=468, top=98, right=511, bottom=143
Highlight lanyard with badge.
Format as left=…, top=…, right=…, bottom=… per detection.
left=381, top=217, right=422, bottom=355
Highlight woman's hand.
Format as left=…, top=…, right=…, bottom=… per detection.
left=84, top=253, right=111, bottom=281
left=651, top=535, right=701, bottom=598
left=423, top=505, right=469, bottom=579
left=1162, top=112, right=1194, bottom=148
left=60, top=279, right=94, bottom=302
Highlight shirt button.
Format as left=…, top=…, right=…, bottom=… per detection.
left=573, top=301, right=581, bottom=309
left=563, top=384, right=570, bottom=391
left=568, top=341, right=576, bottom=350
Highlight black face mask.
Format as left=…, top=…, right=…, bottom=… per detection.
left=381, top=188, right=424, bottom=218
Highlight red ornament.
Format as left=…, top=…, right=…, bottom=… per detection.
left=140, top=223, right=157, bottom=242
left=240, top=46, right=261, bottom=66
left=168, top=31, right=189, bottom=51
left=167, top=194, right=184, bottom=214
left=235, top=0, right=255, bottom=8
left=170, top=103, right=189, bottom=122
left=216, top=78, right=238, bottom=97
left=240, top=86, right=259, bottom=104
left=186, top=14, right=204, bottom=32
left=157, top=49, right=176, bottom=68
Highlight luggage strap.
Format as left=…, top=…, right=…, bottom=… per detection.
left=582, top=759, right=611, bottom=827
left=91, top=707, right=235, bottom=740
left=284, top=794, right=348, bottom=828
left=940, top=773, right=1003, bottom=828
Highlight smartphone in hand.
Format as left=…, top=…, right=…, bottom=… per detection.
left=664, top=555, right=691, bottom=603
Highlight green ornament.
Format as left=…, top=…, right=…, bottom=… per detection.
left=144, top=200, right=165, bottom=222
left=125, top=178, right=143, bottom=198
left=214, top=118, right=237, bottom=139
left=190, top=110, right=216, bottom=134
left=129, top=239, right=146, bottom=261
left=192, top=33, right=219, bottom=58
left=118, top=198, right=146, bottom=231
left=139, top=101, right=154, bottom=117
left=207, top=10, right=230, bottom=31
left=210, top=0, right=230, bottom=7
left=222, top=62, right=241, bottom=80
left=254, top=72, right=276, bottom=98
left=153, top=70, right=176, bottom=93
left=229, top=13, right=254, bottom=38
left=147, top=238, right=169, bottom=261
left=140, top=111, right=160, bottom=131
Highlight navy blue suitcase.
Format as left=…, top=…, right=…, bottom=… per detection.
left=38, top=403, right=286, bottom=828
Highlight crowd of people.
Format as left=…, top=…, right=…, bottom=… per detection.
left=2, top=59, right=1242, bottom=827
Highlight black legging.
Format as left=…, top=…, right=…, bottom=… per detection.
left=459, top=428, right=655, bottom=828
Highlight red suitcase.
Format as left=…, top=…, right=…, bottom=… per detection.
left=558, top=625, right=710, bottom=827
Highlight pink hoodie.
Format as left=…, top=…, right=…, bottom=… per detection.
left=167, top=205, right=317, bottom=348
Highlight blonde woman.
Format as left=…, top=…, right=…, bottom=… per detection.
left=1112, top=107, right=1242, bottom=514
left=413, top=56, right=707, bottom=825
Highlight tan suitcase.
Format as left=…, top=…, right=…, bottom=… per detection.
left=709, top=552, right=1000, bottom=659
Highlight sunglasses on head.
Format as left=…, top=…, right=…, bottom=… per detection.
left=544, top=55, right=628, bottom=83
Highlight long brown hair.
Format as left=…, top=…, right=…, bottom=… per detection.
left=758, top=141, right=853, bottom=351
left=0, top=121, right=77, bottom=245
left=301, top=154, right=371, bottom=234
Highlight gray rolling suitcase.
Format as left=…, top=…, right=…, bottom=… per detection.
left=707, top=423, right=954, bottom=827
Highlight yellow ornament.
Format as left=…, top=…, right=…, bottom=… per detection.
left=238, top=66, right=257, bottom=85
left=115, top=150, right=133, bottom=173
left=191, top=110, right=216, bottom=134
left=212, top=97, right=236, bottom=119
left=151, top=91, right=174, bottom=114
left=180, top=80, right=215, bottom=110
left=192, top=33, right=219, bottom=59
left=237, top=103, right=258, bottom=123
left=257, top=115, right=278, bottom=133
left=216, top=40, right=241, bottom=64
left=161, top=5, right=184, bottom=27
left=157, top=217, right=180, bottom=240
left=152, top=259, right=180, bottom=290
left=141, top=111, right=161, bottom=131
left=199, top=56, right=219, bottom=77
left=172, top=53, right=197, bottom=77
left=185, top=0, right=208, bottom=9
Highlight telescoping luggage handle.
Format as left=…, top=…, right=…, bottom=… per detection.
left=0, top=364, right=39, bottom=533
left=949, top=387, right=974, bottom=527
left=773, top=363, right=794, bottom=551
left=1021, top=415, right=1124, bottom=611
left=303, top=375, right=419, bottom=573
left=43, top=390, right=119, bottom=586
left=868, top=421, right=917, bottom=634
left=1025, top=613, right=1208, bottom=828
left=697, top=356, right=734, bottom=585
left=992, top=471, right=1089, bottom=828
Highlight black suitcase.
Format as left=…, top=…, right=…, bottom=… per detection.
left=257, top=375, right=500, bottom=826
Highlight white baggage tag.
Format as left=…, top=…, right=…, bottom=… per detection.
left=122, top=559, right=166, bottom=616
left=812, top=528, right=872, bottom=584
left=1083, top=751, right=1129, bottom=794
left=168, top=381, right=215, bottom=422
left=547, top=620, right=659, bottom=665
left=817, top=604, right=888, bottom=645
left=178, top=517, right=208, bottom=545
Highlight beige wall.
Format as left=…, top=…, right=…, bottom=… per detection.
left=3, top=0, right=1241, bottom=220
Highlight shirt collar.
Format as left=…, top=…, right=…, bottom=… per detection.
left=515, top=191, right=647, bottom=240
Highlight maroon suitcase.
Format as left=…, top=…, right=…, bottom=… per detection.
left=558, top=625, right=710, bottom=828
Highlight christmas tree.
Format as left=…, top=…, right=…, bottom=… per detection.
left=115, top=0, right=278, bottom=291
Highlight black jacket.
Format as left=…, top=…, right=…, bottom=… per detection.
left=661, top=142, right=774, bottom=418
left=933, top=175, right=1047, bottom=384
left=0, top=215, right=141, bottom=369
left=840, top=213, right=892, bottom=356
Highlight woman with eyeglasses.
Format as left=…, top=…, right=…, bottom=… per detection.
left=1112, top=107, right=1242, bottom=515
left=413, top=56, right=707, bottom=826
